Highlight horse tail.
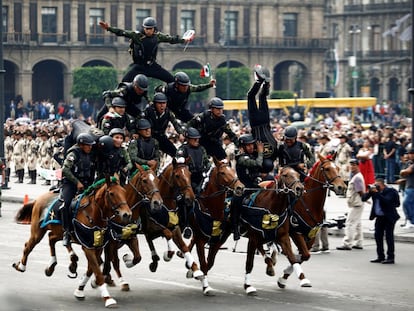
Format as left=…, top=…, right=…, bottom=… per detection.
left=15, top=201, right=35, bottom=224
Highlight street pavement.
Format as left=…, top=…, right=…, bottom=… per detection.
left=2, top=176, right=414, bottom=244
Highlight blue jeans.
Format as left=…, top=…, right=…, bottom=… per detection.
left=403, top=188, right=414, bottom=224
left=386, top=158, right=396, bottom=183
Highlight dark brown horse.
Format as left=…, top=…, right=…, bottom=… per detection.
left=188, top=158, right=245, bottom=295
left=13, top=176, right=132, bottom=308
left=240, top=166, right=304, bottom=295
left=277, top=153, right=347, bottom=288
left=103, top=164, right=164, bottom=291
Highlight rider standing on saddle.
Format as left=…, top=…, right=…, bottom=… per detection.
left=277, top=126, right=315, bottom=181
left=97, top=74, right=149, bottom=124
left=61, top=133, right=96, bottom=246
left=100, top=97, right=137, bottom=137
left=187, top=97, right=239, bottom=160
left=99, top=17, right=191, bottom=83
left=247, top=65, right=278, bottom=174
left=230, top=134, right=265, bottom=241
left=156, top=71, right=216, bottom=123
left=145, top=92, right=185, bottom=157
left=128, top=118, right=160, bottom=173
left=95, top=128, right=133, bottom=185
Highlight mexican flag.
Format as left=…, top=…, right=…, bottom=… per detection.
left=200, top=63, right=211, bottom=78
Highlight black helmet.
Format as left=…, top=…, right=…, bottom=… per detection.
left=98, top=135, right=114, bottom=152
left=137, top=118, right=151, bottom=130
left=209, top=97, right=224, bottom=109
left=111, top=97, right=126, bottom=108
left=284, top=126, right=298, bottom=139
left=133, top=74, right=148, bottom=91
left=153, top=92, right=167, bottom=103
left=186, top=127, right=201, bottom=139
left=174, top=71, right=191, bottom=86
left=77, top=133, right=96, bottom=145
left=142, top=17, right=157, bottom=28
left=109, top=128, right=125, bottom=137
left=239, top=134, right=256, bottom=145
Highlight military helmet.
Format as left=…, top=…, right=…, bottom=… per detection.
left=133, top=74, right=148, bottom=91
left=209, top=97, right=224, bottom=109
left=98, top=135, right=114, bottom=152
left=239, top=134, right=256, bottom=145
left=142, top=17, right=157, bottom=28
left=111, top=97, right=126, bottom=108
left=284, top=126, right=298, bottom=139
left=137, top=118, right=152, bottom=130
left=77, top=133, right=96, bottom=145
left=153, top=92, right=167, bottom=103
left=186, top=127, right=201, bottom=139
left=174, top=71, right=191, bottom=86
left=109, top=128, right=125, bottom=137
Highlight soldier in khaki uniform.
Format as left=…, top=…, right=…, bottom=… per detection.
left=25, top=129, right=39, bottom=184
left=38, top=131, right=53, bottom=185
left=12, top=131, right=26, bottom=183
left=336, top=134, right=354, bottom=184
left=3, top=128, right=13, bottom=189
left=0, top=158, right=5, bottom=216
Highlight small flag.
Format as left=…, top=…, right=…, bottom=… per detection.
left=200, top=63, right=211, bottom=78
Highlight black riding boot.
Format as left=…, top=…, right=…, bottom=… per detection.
left=2, top=168, right=10, bottom=189
left=178, top=198, right=193, bottom=239
left=17, top=169, right=24, bottom=183
left=230, top=195, right=243, bottom=241
left=60, top=205, right=72, bottom=246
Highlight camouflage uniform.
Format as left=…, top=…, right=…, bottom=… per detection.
left=100, top=111, right=136, bottom=136
left=128, top=136, right=160, bottom=172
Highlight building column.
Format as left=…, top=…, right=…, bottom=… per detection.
left=64, top=72, right=73, bottom=104
left=71, top=1, right=79, bottom=44
left=19, top=70, right=32, bottom=102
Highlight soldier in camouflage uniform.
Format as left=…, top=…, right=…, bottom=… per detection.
left=25, top=129, right=39, bottom=184
left=12, top=131, right=26, bottom=183
left=100, top=97, right=136, bottom=137
left=38, top=131, right=53, bottom=185
left=0, top=158, right=5, bottom=216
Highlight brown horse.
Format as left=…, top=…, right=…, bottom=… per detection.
left=240, top=166, right=304, bottom=295
left=102, top=164, right=164, bottom=291
left=188, top=158, right=245, bottom=295
left=13, top=176, right=132, bottom=308
left=277, top=153, right=347, bottom=288
left=125, top=160, right=203, bottom=280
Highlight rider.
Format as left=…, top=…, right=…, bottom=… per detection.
left=99, top=17, right=191, bottom=83
left=230, top=134, right=265, bottom=241
left=98, top=74, right=149, bottom=123
left=100, top=97, right=137, bottom=137
left=187, top=97, right=239, bottom=160
left=61, top=133, right=96, bottom=246
left=156, top=71, right=216, bottom=122
left=277, top=126, right=315, bottom=181
left=128, top=118, right=160, bottom=173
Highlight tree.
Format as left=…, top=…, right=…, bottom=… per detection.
left=215, top=67, right=251, bottom=100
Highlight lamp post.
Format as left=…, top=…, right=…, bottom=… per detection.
left=349, top=24, right=361, bottom=97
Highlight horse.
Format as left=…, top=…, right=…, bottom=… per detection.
left=238, top=166, right=304, bottom=295
left=277, top=153, right=347, bottom=288
left=102, top=164, right=164, bottom=291
left=13, top=176, right=132, bottom=308
left=125, top=160, right=203, bottom=280
left=187, top=158, right=245, bottom=295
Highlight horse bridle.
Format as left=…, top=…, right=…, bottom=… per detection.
left=129, top=171, right=161, bottom=210
left=305, top=159, right=341, bottom=193
left=277, top=168, right=302, bottom=196
left=162, top=163, right=193, bottom=199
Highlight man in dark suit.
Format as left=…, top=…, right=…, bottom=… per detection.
left=362, top=177, right=400, bottom=264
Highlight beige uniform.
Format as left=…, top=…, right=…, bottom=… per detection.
left=336, top=142, right=353, bottom=182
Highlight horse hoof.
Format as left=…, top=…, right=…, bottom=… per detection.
left=186, top=270, right=194, bottom=279
left=67, top=271, right=78, bottom=279
left=91, top=279, right=98, bottom=289
left=45, top=262, right=57, bottom=277
left=104, top=297, right=117, bottom=308
left=74, top=289, right=85, bottom=300
left=203, top=286, right=215, bottom=296
left=12, top=262, right=25, bottom=272
left=245, top=285, right=257, bottom=296
left=149, top=262, right=158, bottom=273
left=163, top=251, right=174, bottom=262
left=277, top=277, right=287, bottom=289
left=123, top=253, right=134, bottom=268
left=300, top=278, right=312, bottom=287
left=193, top=270, right=204, bottom=280
left=105, top=277, right=116, bottom=287
left=69, top=262, right=78, bottom=274
left=121, top=284, right=130, bottom=292
left=266, top=267, right=275, bottom=277
left=176, top=251, right=184, bottom=258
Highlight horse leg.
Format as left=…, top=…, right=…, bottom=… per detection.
left=44, top=230, right=59, bottom=277
left=67, top=246, right=79, bottom=279
left=244, top=235, right=258, bottom=296
left=162, top=231, right=175, bottom=262
left=102, top=242, right=117, bottom=287
left=193, top=239, right=214, bottom=295
left=123, top=236, right=142, bottom=268
left=257, top=243, right=276, bottom=277
left=145, top=235, right=160, bottom=272
left=74, top=268, right=92, bottom=300
left=12, top=227, right=47, bottom=272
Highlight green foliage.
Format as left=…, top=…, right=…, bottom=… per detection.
left=71, top=67, right=118, bottom=102
left=270, top=90, right=295, bottom=99
left=214, top=67, right=251, bottom=100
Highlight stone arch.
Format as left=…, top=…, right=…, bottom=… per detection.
left=4, top=60, right=19, bottom=104
left=274, top=61, right=307, bottom=95
left=370, top=77, right=381, bottom=99
left=32, top=60, right=67, bottom=104
left=82, top=60, right=113, bottom=67
left=172, top=60, right=202, bottom=70
left=388, top=77, right=399, bottom=102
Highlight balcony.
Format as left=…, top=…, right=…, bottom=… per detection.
left=345, top=2, right=409, bottom=13
left=2, top=32, right=31, bottom=45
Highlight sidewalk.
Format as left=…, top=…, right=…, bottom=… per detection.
left=2, top=179, right=414, bottom=243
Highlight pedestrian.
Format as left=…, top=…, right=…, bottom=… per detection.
left=99, top=17, right=191, bottom=83
left=362, top=177, right=400, bottom=264
left=356, top=140, right=375, bottom=191
left=61, top=133, right=96, bottom=246
left=383, top=133, right=397, bottom=184
left=0, top=158, right=5, bottom=217
left=400, top=148, right=414, bottom=229
left=187, top=97, right=239, bottom=160
left=309, top=210, right=330, bottom=254
left=337, top=158, right=366, bottom=250
left=335, top=133, right=353, bottom=187
left=157, top=71, right=216, bottom=123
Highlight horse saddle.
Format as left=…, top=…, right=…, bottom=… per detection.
left=147, top=204, right=179, bottom=229
left=193, top=201, right=224, bottom=240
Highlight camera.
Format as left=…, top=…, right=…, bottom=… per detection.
left=368, top=184, right=379, bottom=191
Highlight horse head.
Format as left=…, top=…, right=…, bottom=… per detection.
left=102, top=175, right=132, bottom=224
left=171, top=157, right=195, bottom=207
left=131, top=164, right=163, bottom=212
left=212, top=157, right=244, bottom=196
left=278, top=166, right=304, bottom=198
left=313, top=153, right=347, bottom=195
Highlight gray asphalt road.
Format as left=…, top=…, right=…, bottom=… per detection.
left=1, top=201, right=413, bottom=311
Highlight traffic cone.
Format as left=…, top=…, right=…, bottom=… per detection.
left=23, top=194, right=29, bottom=205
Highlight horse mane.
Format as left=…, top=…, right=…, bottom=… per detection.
left=158, top=159, right=172, bottom=176
left=305, top=161, right=321, bottom=181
